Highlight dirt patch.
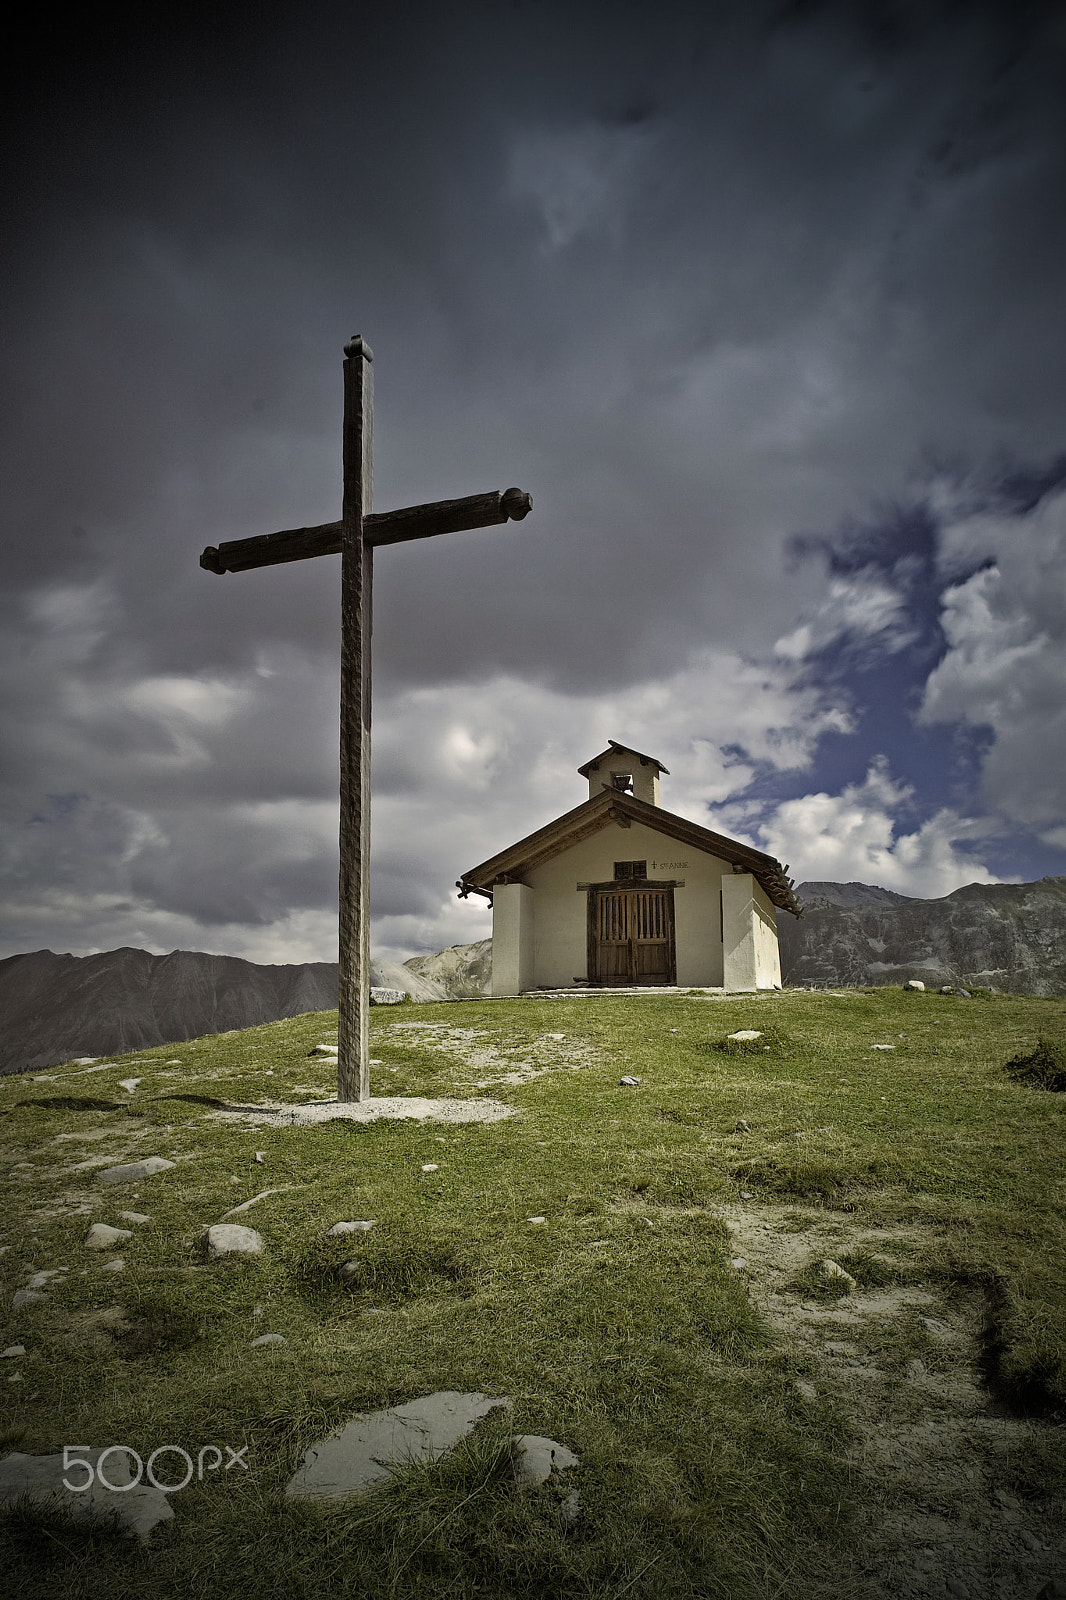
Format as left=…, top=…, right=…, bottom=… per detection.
left=378, top=1023, right=601, bottom=1088
left=722, top=1202, right=1065, bottom=1599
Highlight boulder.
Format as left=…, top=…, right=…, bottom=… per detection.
left=10, top=1290, right=48, bottom=1310
left=85, top=1223, right=132, bottom=1251
left=203, top=1224, right=265, bottom=1258
left=816, top=1259, right=857, bottom=1292
left=509, top=1435, right=579, bottom=1489
left=97, top=1157, right=175, bottom=1184
left=369, top=988, right=406, bottom=1006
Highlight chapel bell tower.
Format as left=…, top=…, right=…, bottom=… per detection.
left=577, top=740, right=668, bottom=807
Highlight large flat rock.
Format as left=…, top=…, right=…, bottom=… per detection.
left=97, top=1156, right=175, bottom=1184
left=0, top=1447, right=174, bottom=1540
left=285, top=1391, right=510, bottom=1501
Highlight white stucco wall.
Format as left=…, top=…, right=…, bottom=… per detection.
left=490, top=882, right=535, bottom=996
left=752, top=881, right=782, bottom=988
left=722, top=873, right=782, bottom=990
left=517, top=819, right=731, bottom=989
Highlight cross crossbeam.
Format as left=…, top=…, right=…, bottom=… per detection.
left=201, top=487, right=532, bottom=573
left=200, top=335, right=532, bottom=1100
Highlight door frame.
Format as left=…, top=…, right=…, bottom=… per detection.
left=585, top=880, right=677, bottom=986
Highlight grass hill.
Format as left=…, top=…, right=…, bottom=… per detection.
left=1, top=986, right=1064, bottom=1598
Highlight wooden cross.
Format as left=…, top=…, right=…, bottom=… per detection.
left=200, top=335, right=532, bottom=1101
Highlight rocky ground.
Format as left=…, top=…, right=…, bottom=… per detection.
left=722, top=1203, right=1065, bottom=1600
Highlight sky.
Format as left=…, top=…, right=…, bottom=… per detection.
left=3, top=0, right=1066, bottom=966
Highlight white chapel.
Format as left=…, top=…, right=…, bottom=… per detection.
left=458, top=740, right=802, bottom=994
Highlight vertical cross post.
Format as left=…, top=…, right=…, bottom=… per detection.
left=338, top=335, right=373, bottom=1102
left=199, top=335, right=532, bottom=1105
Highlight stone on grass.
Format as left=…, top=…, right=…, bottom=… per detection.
left=795, top=1380, right=818, bottom=1402
left=0, top=1447, right=173, bottom=1541
left=559, top=1488, right=581, bottom=1531
left=97, top=1156, right=175, bottom=1185
left=727, top=1030, right=763, bottom=1042
left=118, top=1211, right=149, bottom=1225
left=619, top=1075, right=641, bottom=1086
left=509, top=1435, right=579, bottom=1489
left=730, top=1256, right=747, bottom=1269
left=734, top=1119, right=751, bottom=1132
left=11, top=1290, right=48, bottom=1310
left=2, top=1346, right=26, bottom=1359
left=370, top=988, right=406, bottom=1005
left=308, top=1044, right=339, bottom=1057
left=100, top=1259, right=125, bottom=1273
left=27, top=1270, right=66, bottom=1289
left=203, top=1224, right=264, bottom=1258
left=903, top=979, right=925, bottom=992
left=336, top=1261, right=362, bottom=1283
left=956, top=989, right=972, bottom=999
left=285, top=1391, right=511, bottom=1502
left=251, top=1333, right=286, bottom=1347
left=118, top=1078, right=141, bottom=1094
left=85, top=1223, right=132, bottom=1251
left=816, top=1259, right=857, bottom=1292
left=327, top=1220, right=375, bottom=1237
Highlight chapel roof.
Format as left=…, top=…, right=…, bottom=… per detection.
left=458, top=787, right=802, bottom=916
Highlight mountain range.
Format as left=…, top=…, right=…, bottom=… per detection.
left=0, top=941, right=491, bottom=1076
left=1, top=876, right=1062, bottom=1074
left=777, top=876, right=1066, bottom=996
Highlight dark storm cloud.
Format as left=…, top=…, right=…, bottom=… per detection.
left=3, top=0, right=1065, bottom=957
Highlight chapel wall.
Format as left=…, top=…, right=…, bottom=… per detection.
left=523, top=821, right=728, bottom=989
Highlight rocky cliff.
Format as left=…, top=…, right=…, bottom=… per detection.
left=778, top=877, right=1066, bottom=995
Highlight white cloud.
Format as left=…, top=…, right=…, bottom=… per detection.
left=730, top=758, right=1000, bottom=898
left=773, top=568, right=915, bottom=661
left=921, top=488, right=1066, bottom=832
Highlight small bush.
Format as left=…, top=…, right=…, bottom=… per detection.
left=114, top=1292, right=204, bottom=1357
left=1004, top=1036, right=1066, bottom=1092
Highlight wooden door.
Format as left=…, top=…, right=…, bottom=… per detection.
left=590, top=886, right=675, bottom=985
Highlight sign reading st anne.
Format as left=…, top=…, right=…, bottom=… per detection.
left=201, top=336, right=532, bottom=1101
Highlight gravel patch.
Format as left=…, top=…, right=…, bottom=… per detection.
left=206, top=1095, right=516, bottom=1127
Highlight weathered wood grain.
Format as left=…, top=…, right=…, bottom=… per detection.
left=337, top=335, right=373, bottom=1103
left=200, top=488, right=531, bottom=574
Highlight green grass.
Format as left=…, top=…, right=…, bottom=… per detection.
left=0, top=986, right=1064, bottom=1597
